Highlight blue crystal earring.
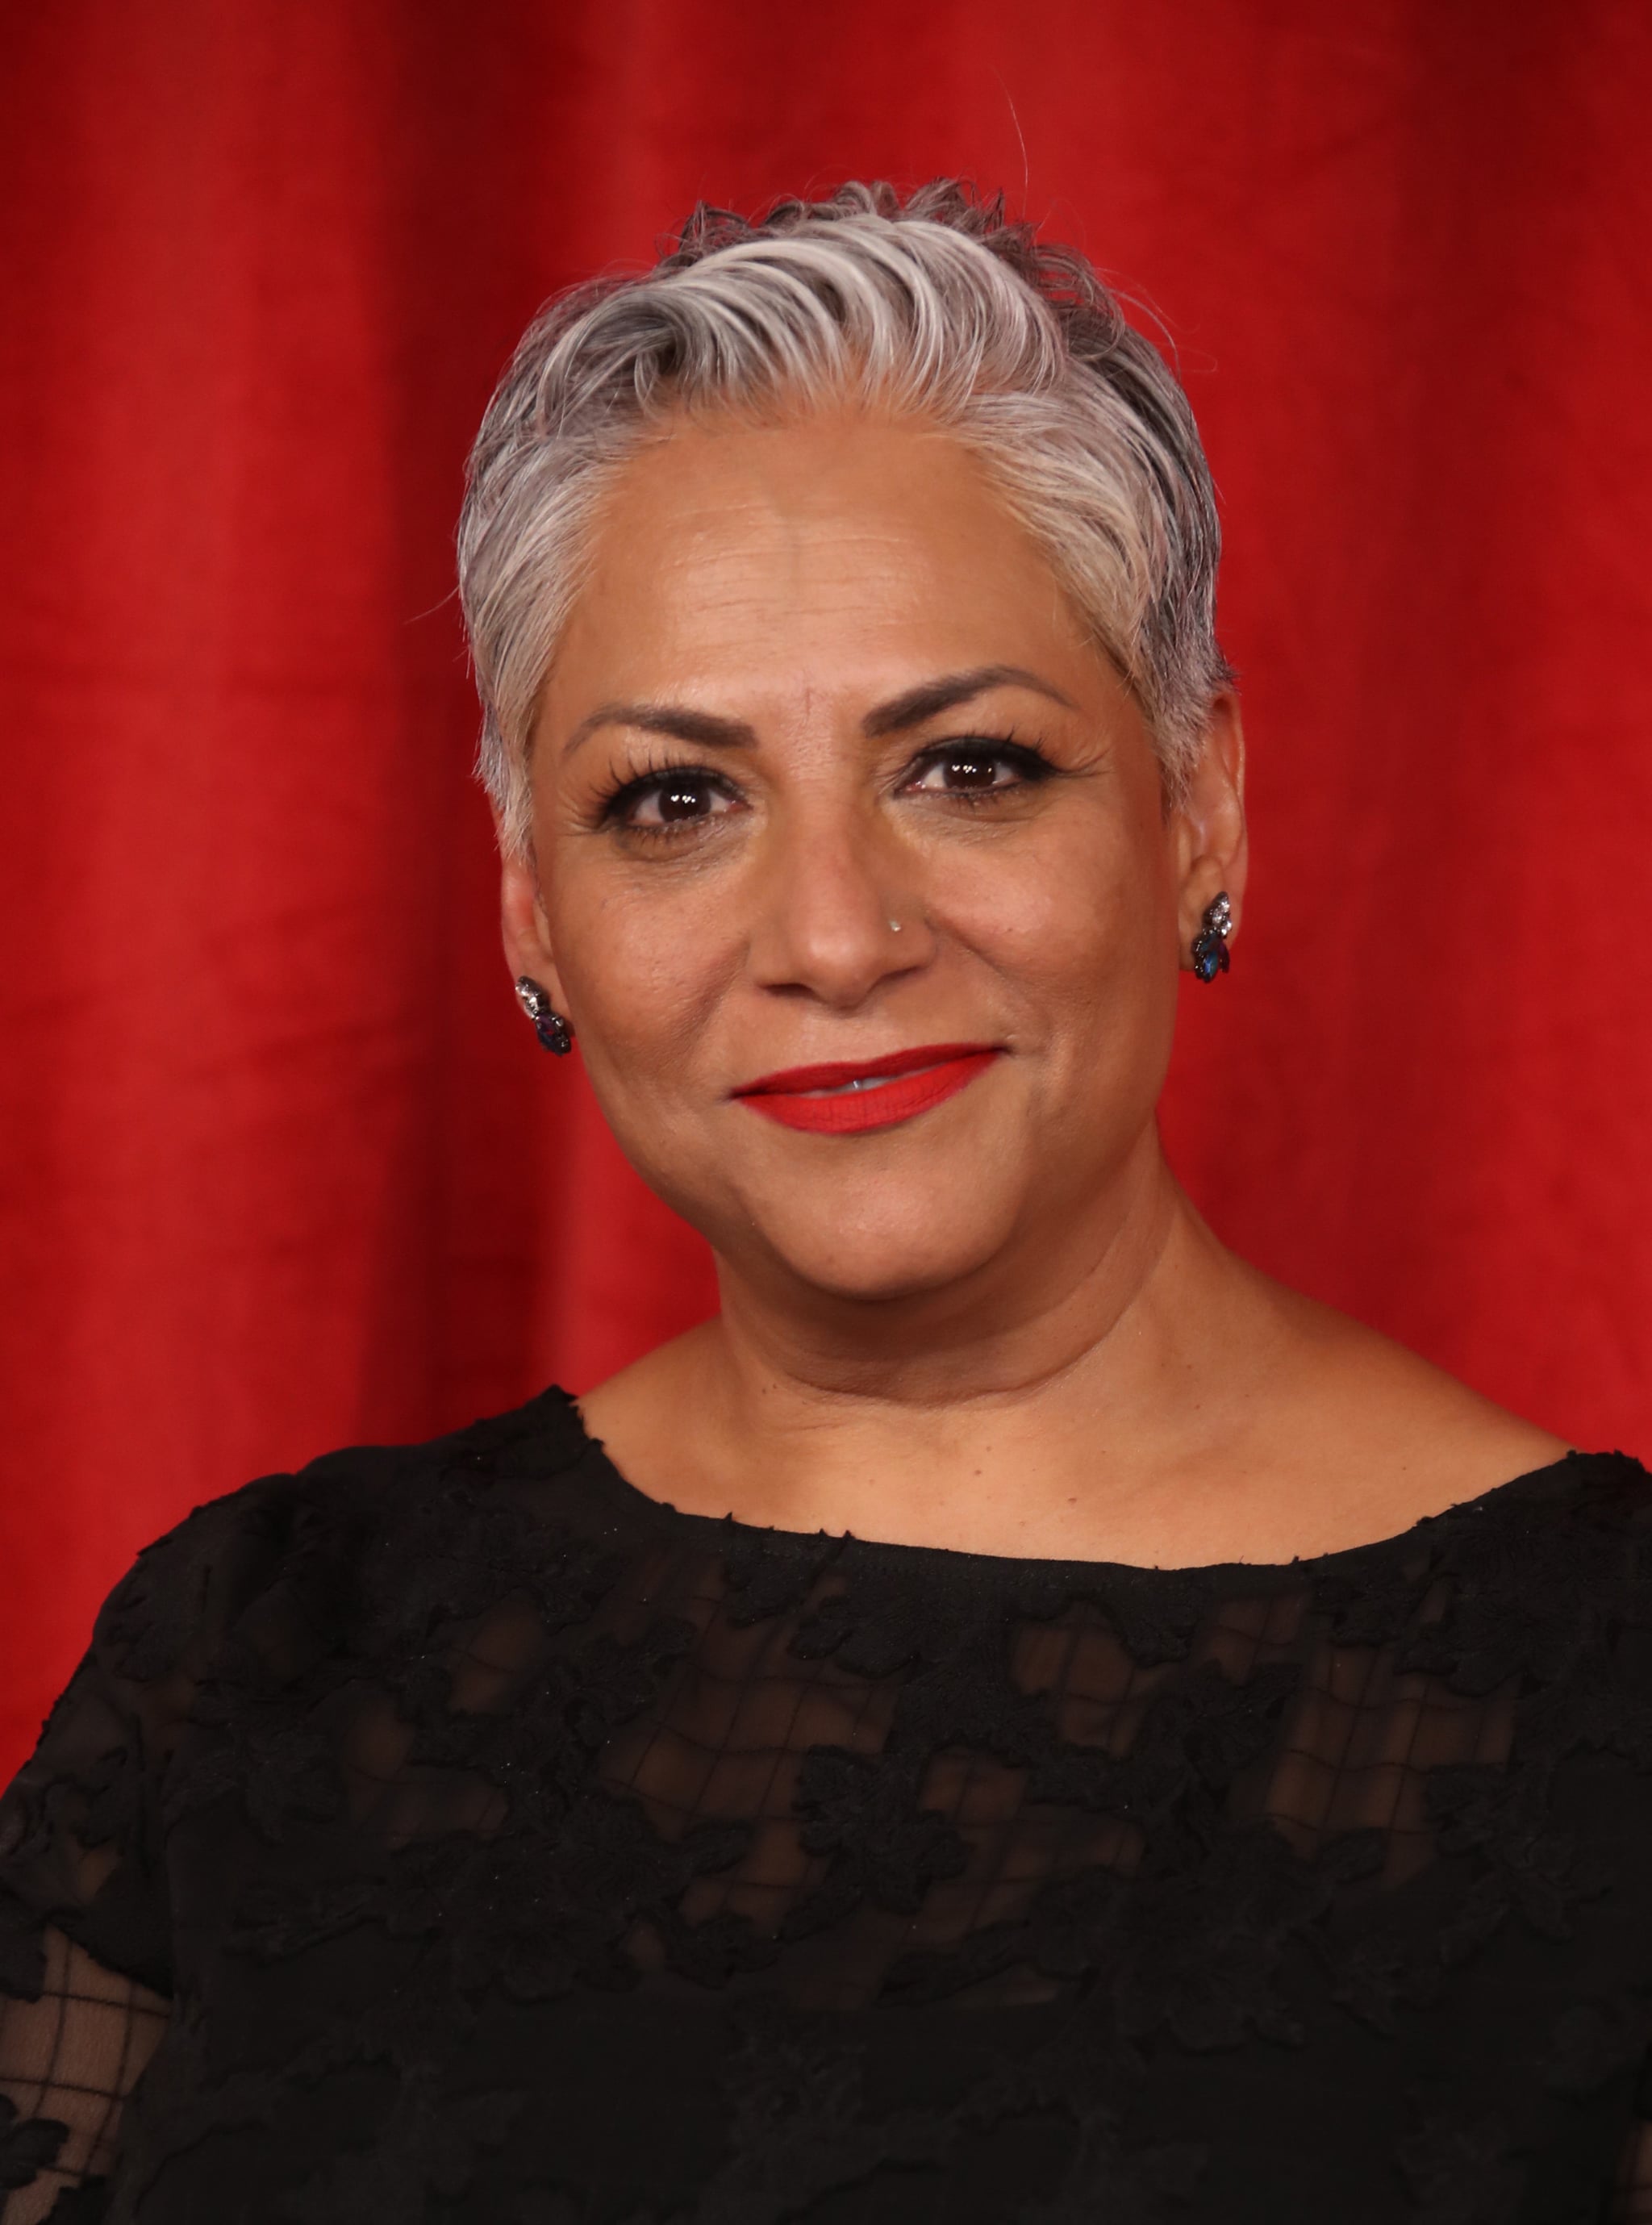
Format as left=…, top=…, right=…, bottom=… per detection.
left=514, top=975, right=574, bottom=1055
left=1190, top=891, right=1233, bottom=983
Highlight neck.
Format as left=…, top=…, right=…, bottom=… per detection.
left=598, top=1128, right=1273, bottom=1547
left=715, top=1123, right=1187, bottom=1409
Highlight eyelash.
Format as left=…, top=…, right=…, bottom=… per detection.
left=594, top=750, right=723, bottom=829
left=907, top=735, right=1056, bottom=804
left=594, top=736, right=1058, bottom=835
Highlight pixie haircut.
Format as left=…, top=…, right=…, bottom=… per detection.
left=458, top=180, right=1232, bottom=858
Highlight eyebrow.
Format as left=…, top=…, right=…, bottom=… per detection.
left=561, top=703, right=757, bottom=760
left=861, top=664, right=1077, bottom=737
left=560, top=663, right=1075, bottom=761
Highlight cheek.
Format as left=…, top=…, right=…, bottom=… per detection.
left=940, top=814, right=1178, bottom=1029
left=546, top=856, right=735, bottom=1077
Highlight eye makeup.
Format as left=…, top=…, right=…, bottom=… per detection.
left=590, top=754, right=747, bottom=835
left=583, top=729, right=1063, bottom=842
left=895, top=735, right=1060, bottom=799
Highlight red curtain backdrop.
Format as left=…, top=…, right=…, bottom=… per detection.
left=2, top=0, right=1649, bottom=1776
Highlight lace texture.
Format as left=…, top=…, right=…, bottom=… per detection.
left=4, top=1388, right=1652, bottom=2222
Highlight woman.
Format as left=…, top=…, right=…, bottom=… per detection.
left=2, top=180, right=1647, bottom=2224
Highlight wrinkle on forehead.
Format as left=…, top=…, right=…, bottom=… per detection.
left=533, top=410, right=1131, bottom=780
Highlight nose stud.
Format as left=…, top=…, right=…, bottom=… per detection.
left=887, top=918, right=903, bottom=934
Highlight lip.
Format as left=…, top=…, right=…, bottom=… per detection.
left=732, top=1042, right=1002, bottom=1136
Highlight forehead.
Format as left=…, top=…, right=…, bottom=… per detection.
left=549, top=410, right=1099, bottom=710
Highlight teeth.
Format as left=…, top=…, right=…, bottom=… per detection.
left=806, top=1064, right=944, bottom=1098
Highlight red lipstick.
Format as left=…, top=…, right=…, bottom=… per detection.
left=732, top=1043, right=1001, bottom=1135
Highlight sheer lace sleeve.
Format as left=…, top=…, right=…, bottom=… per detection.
left=0, top=1928, right=166, bottom=2221
left=0, top=1479, right=291, bottom=2219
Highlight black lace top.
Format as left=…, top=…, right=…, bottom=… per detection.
left=4, top=1388, right=1652, bottom=2224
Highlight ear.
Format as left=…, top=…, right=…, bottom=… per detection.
left=499, top=835, right=572, bottom=1014
left=1170, top=692, right=1248, bottom=966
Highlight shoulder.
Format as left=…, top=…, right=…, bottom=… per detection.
left=0, top=1387, right=607, bottom=1998
left=1502, top=1442, right=1652, bottom=1538
left=1237, top=1275, right=1583, bottom=1552
left=88, top=1384, right=599, bottom=1691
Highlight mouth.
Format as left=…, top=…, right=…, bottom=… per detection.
left=732, top=1042, right=1003, bottom=1136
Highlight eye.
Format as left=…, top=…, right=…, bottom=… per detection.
left=902, top=740, right=1055, bottom=797
left=607, top=767, right=741, bottom=829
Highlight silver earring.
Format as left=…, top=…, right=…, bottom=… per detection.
left=1191, top=892, right=1233, bottom=983
left=514, top=975, right=574, bottom=1054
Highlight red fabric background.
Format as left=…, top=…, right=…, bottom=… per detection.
left=2, top=0, right=1649, bottom=1777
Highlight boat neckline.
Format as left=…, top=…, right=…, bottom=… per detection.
left=552, top=1392, right=1592, bottom=1580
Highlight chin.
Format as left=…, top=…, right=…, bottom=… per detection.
left=621, top=1115, right=1042, bottom=1308
left=741, top=1187, right=1023, bottom=1306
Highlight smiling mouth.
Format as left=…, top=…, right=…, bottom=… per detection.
left=732, top=1043, right=1002, bottom=1135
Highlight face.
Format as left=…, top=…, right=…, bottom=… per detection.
left=503, top=411, right=1244, bottom=1309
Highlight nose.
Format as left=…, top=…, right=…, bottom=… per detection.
left=746, top=804, right=932, bottom=1008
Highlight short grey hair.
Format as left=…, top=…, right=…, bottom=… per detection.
left=458, top=180, right=1233, bottom=858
